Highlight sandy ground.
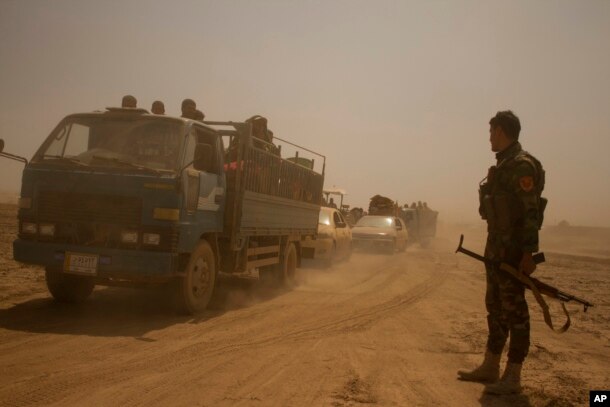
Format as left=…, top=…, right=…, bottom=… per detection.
left=0, top=202, right=608, bottom=407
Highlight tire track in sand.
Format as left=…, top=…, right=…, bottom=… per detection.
left=1, top=251, right=449, bottom=406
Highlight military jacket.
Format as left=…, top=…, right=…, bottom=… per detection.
left=479, top=142, right=546, bottom=254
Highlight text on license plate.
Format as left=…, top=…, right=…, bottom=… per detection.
left=64, top=252, right=99, bottom=275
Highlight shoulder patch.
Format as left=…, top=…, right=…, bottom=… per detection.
left=519, top=176, right=534, bottom=192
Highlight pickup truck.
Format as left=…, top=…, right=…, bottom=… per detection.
left=3, top=107, right=325, bottom=313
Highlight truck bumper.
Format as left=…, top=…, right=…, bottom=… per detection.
left=13, top=239, right=177, bottom=281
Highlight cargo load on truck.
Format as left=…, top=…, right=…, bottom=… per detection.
left=368, top=194, right=398, bottom=216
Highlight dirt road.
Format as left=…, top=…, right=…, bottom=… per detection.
left=0, top=203, right=608, bottom=406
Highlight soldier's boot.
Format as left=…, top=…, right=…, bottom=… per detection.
left=457, top=351, right=501, bottom=383
left=484, top=362, right=522, bottom=395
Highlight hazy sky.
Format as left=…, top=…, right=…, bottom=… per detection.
left=1, top=0, right=609, bottom=226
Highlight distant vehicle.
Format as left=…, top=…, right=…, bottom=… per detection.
left=352, top=215, right=408, bottom=254
left=367, top=194, right=438, bottom=247
left=2, top=108, right=325, bottom=314
left=399, top=207, right=438, bottom=247
left=303, top=207, right=352, bottom=267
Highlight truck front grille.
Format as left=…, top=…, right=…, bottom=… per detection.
left=38, top=190, right=142, bottom=226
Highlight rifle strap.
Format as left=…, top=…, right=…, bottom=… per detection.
left=499, top=263, right=571, bottom=333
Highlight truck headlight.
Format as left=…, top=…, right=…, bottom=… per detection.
left=39, top=223, right=55, bottom=236
left=121, top=231, right=139, bottom=244
left=153, top=208, right=180, bottom=221
left=22, top=222, right=37, bottom=234
left=142, top=233, right=160, bottom=246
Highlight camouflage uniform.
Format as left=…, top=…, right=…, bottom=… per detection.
left=478, top=141, right=546, bottom=363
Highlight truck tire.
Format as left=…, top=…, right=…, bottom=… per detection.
left=279, top=242, right=297, bottom=286
left=175, top=240, right=216, bottom=314
left=45, top=268, right=95, bottom=303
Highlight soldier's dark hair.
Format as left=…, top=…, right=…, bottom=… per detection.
left=121, top=95, right=137, bottom=108
left=489, top=110, right=521, bottom=140
left=181, top=98, right=196, bottom=110
left=151, top=100, right=165, bottom=114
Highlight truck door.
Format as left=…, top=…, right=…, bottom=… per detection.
left=182, top=127, right=225, bottom=235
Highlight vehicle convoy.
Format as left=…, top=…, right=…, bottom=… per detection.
left=351, top=215, right=408, bottom=254
left=2, top=107, right=325, bottom=313
left=302, top=206, right=352, bottom=267
left=368, top=194, right=438, bottom=247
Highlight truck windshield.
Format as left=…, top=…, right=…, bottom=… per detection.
left=355, top=216, right=393, bottom=228
left=33, top=116, right=186, bottom=172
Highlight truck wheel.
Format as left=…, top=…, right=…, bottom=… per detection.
left=175, top=240, right=216, bottom=314
left=279, top=242, right=297, bottom=286
left=45, top=268, right=95, bottom=303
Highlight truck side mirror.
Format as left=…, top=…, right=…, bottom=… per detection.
left=193, top=143, right=214, bottom=173
left=0, top=139, right=28, bottom=165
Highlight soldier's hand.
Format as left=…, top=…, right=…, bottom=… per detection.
left=519, top=252, right=536, bottom=276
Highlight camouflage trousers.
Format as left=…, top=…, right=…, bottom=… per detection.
left=484, top=241, right=530, bottom=363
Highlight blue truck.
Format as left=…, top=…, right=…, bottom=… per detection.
left=1, top=108, right=324, bottom=313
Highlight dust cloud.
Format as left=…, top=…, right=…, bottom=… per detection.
left=1, top=201, right=609, bottom=405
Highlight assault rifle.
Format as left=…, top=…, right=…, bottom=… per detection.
left=455, top=235, right=594, bottom=333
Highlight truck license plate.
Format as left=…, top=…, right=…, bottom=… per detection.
left=64, top=252, right=99, bottom=275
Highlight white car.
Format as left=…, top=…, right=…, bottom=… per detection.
left=352, top=215, right=408, bottom=254
left=303, top=207, right=352, bottom=267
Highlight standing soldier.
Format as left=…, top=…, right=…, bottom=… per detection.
left=457, top=110, right=546, bottom=394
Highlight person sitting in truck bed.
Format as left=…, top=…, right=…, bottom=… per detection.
left=224, top=115, right=274, bottom=164
left=151, top=100, right=165, bottom=115
left=181, top=98, right=197, bottom=119
left=246, top=115, right=280, bottom=156
left=121, top=95, right=137, bottom=108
